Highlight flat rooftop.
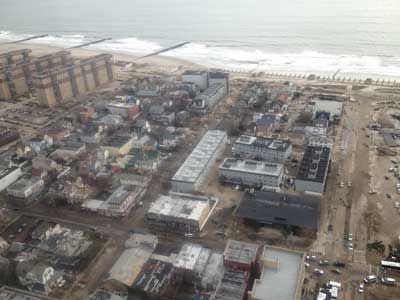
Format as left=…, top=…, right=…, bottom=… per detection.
left=102, top=135, right=132, bottom=148
left=107, top=101, right=137, bottom=109
left=7, top=177, right=42, bottom=191
left=0, top=166, right=20, bottom=180
left=296, top=146, right=331, bottom=183
left=235, top=135, right=291, bottom=152
left=174, top=243, right=203, bottom=270
left=220, top=158, right=283, bottom=177
left=106, top=185, right=145, bottom=206
left=235, top=191, right=320, bottom=230
left=172, top=130, right=226, bottom=183
left=133, top=258, right=173, bottom=295
left=224, top=239, right=259, bottom=265
left=251, top=246, right=304, bottom=300
left=214, top=269, right=248, bottom=300
left=200, top=83, right=225, bottom=97
left=183, top=70, right=207, bottom=75
left=108, top=247, right=152, bottom=287
left=147, top=193, right=212, bottom=222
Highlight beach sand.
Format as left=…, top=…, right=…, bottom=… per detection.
left=0, top=41, right=202, bottom=71
left=1, top=41, right=400, bottom=83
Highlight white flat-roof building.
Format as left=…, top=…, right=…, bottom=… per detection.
left=194, top=83, right=226, bottom=110
left=249, top=246, right=305, bottom=300
left=182, top=70, right=209, bottom=91
left=146, top=193, right=218, bottom=232
left=174, top=243, right=224, bottom=290
left=233, top=135, right=292, bottom=163
left=82, top=184, right=147, bottom=217
left=0, top=167, right=21, bottom=192
left=311, top=98, right=343, bottom=121
left=219, top=158, right=283, bottom=191
left=107, top=234, right=157, bottom=287
left=307, top=135, right=334, bottom=149
left=7, top=177, right=44, bottom=199
left=172, top=130, right=227, bottom=193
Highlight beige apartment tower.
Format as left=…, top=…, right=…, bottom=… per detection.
left=0, top=49, right=32, bottom=68
left=33, top=54, right=114, bottom=107
left=0, top=50, right=73, bottom=100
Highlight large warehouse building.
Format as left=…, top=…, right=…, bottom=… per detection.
left=171, top=130, right=227, bottom=193
left=219, top=158, right=283, bottom=191
left=234, top=191, right=320, bottom=235
left=233, top=135, right=292, bottom=164
left=145, top=193, right=218, bottom=232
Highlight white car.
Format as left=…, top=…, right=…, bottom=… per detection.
left=314, top=268, right=324, bottom=275
left=363, top=275, right=377, bottom=284
left=358, top=283, right=364, bottom=293
left=339, top=182, right=344, bottom=188
left=306, top=255, right=317, bottom=261
left=381, top=277, right=396, bottom=285
left=348, top=243, right=354, bottom=251
left=394, top=202, right=400, bottom=208
left=348, top=233, right=353, bottom=241
left=184, top=233, right=193, bottom=238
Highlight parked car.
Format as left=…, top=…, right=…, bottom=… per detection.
left=394, top=202, right=400, bottom=208
left=306, top=255, right=317, bottom=261
left=363, top=275, right=377, bottom=284
left=333, top=261, right=346, bottom=268
left=319, top=260, right=330, bottom=266
left=314, top=268, right=324, bottom=275
left=331, top=269, right=342, bottom=275
left=381, top=277, right=396, bottom=285
left=348, top=233, right=353, bottom=241
left=358, top=283, right=364, bottom=293
left=348, top=243, right=354, bottom=251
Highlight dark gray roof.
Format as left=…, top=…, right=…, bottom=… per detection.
left=296, top=146, right=331, bottom=183
left=235, top=191, right=320, bottom=230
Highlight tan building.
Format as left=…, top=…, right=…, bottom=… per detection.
left=101, top=135, right=134, bottom=157
left=248, top=246, right=305, bottom=300
left=33, top=54, right=114, bottom=107
left=0, top=49, right=32, bottom=68
left=0, top=50, right=72, bottom=100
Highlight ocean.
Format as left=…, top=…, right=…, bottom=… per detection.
left=1, top=0, right=400, bottom=79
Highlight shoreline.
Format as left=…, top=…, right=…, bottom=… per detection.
left=1, top=40, right=400, bottom=83
left=0, top=41, right=202, bottom=70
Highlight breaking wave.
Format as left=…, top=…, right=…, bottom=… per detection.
left=1, top=30, right=400, bottom=79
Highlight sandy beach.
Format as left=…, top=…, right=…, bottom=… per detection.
left=1, top=40, right=400, bottom=83
left=0, top=41, right=202, bottom=71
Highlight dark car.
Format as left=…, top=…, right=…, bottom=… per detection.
left=333, top=261, right=346, bottom=268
